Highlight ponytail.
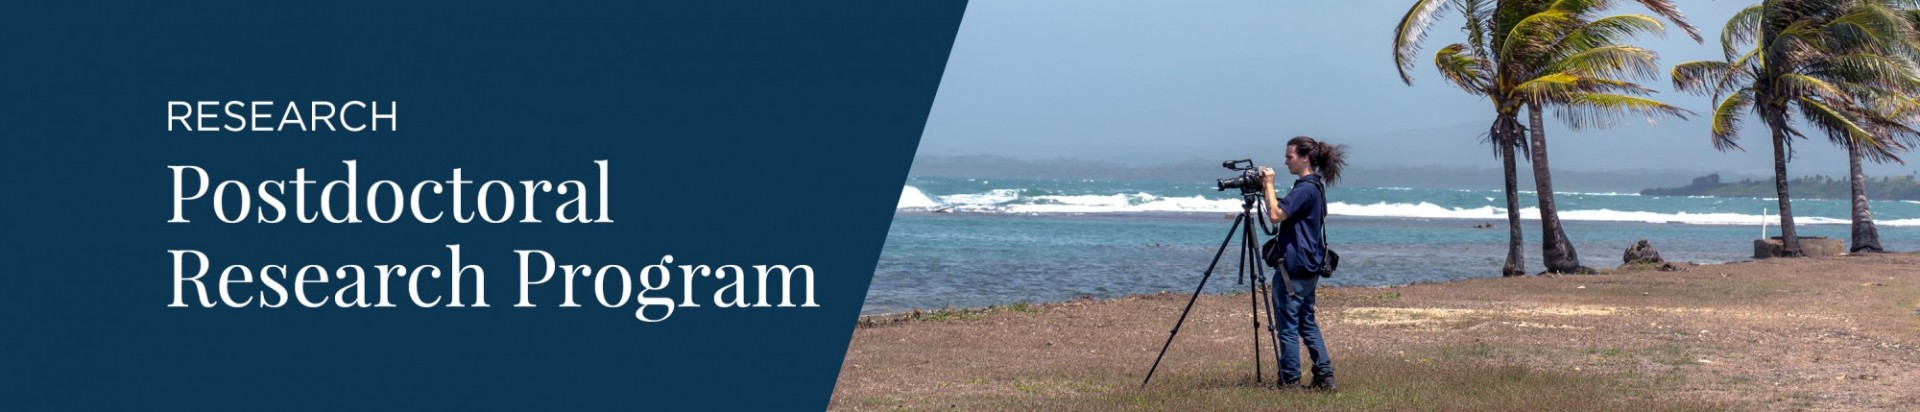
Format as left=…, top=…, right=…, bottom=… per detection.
left=1286, top=136, right=1349, bottom=186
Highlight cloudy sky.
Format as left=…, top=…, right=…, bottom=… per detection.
left=916, top=0, right=1920, bottom=177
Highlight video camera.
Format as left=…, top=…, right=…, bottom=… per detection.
left=1215, top=159, right=1266, bottom=194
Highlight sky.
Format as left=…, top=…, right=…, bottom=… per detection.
left=915, top=0, right=1920, bottom=178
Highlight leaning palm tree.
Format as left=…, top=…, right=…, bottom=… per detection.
left=1840, top=72, right=1920, bottom=252
left=1843, top=3, right=1920, bottom=253
left=1396, top=0, right=1700, bottom=275
left=1672, top=0, right=1920, bottom=256
left=1813, top=3, right=1920, bottom=254
left=1510, top=5, right=1699, bottom=273
left=1844, top=122, right=1903, bottom=252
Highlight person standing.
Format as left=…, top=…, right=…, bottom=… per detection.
left=1259, top=135, right=1347, bottom=391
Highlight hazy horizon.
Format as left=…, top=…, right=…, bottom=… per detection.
left=917, top=1, right=1920, bottom=178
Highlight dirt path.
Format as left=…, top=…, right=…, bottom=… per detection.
left=833, top=252, right=1920, bottom=411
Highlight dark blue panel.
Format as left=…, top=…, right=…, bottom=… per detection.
left=0, top=1, right=966, bottom=410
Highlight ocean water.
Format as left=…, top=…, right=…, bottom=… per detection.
left=865, top=176, right=1920, bottom=315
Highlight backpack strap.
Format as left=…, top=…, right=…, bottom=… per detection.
left=1309, top=177, right=1330, bottom=272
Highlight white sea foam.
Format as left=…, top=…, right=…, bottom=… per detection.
left=939, top=189, right=1021, bottom=206
left=1003, top=194, right=1239, bottom=213
left=1547, top=209, right=1852, bottom=225
left=898, top=186, right=940, bottom=209
left=900, top=189, right=1246, bottom=213
left=1237, top=201, right=1870, bottom=226
left=1027, top=193, right=1142, bottom=208
left=1520, top=191, right=1639, bottom=197
left=1328, top=201, right=1863, bottom=225
left=1330, top=201, right=1503, bottom=219
left=897, top=186, right=1915, bottom=225
left=1877, top=218, right=1920, bottom=227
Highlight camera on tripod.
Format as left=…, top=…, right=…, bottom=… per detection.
left=1216, top=159, right=1266, bottom=194
left=1144, top=158, right=1291, bottom=388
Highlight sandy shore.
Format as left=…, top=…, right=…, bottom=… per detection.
left=832, top=252, right=1920, bottom=411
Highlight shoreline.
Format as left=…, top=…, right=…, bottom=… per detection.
left=875, top=210, right=1919, bottom=320
left=858, top=260, right=1739, bottom=322
left=857, top=283, right=1426, bottom=327
left=835, top=252, right=1920, bottom=411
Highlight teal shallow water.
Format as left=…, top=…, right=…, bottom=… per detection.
left=867, top=177, right=1920, bottom=314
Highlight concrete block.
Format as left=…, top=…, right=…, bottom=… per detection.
left=1753, top=237, right=1845, bottom=258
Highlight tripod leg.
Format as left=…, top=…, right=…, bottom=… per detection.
left=1142, top=214, right=1245, bottom=387
left=1241, top=215, right=1261, bottom=383
left=1246, top=216, right=1285, bottom=386
left=1249, top=195, right=1287, bottom=386
left=1256, top=261, right=1285, bottom=386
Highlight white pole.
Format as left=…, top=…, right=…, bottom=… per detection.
left=1760, top=208, right=1768, bottom=239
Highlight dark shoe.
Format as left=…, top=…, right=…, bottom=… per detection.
left=1307, top=374, right=1336, bottom=392
left=1276, top=378, right=1303, bottom=391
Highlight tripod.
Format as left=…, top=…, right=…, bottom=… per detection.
left=1142, top=192, right=1290, bottom=387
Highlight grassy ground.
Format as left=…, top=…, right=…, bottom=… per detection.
left=833, top=252, right=1920, bottom=411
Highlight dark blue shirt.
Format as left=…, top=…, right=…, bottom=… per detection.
left=1278, top=174, right=1327, bottom=277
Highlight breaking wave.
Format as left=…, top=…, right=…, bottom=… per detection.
left=898, top=186, right=939, bottom=209
left=897, top=186, right=1918, bottom=226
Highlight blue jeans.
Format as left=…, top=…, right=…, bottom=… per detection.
left=1273, top=273, right=1333, bottom=382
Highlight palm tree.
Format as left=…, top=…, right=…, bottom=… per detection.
left=1842, top=75, right=1920, bottom=253
left=1513, top=7, right=1699, bottom=273
left=1844, top=5, right=1920, bottom=253
left=1672, top=0, right=1920, bottom=256
left=1845, top=123, right=1896, bottom=252
left=1396, top=0, right=1700, bottom=274
left=1399, top=0, right=1527, bottom=276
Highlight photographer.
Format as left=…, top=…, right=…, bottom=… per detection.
left=1259, top=135, right=1347, bottom=391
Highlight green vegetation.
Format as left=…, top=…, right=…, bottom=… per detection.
left=1642, top=173, right=1920, bottom=201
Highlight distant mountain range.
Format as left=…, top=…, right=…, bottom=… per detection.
left=908, top=154, right=1767, bottom=193
left=1641, top=174, right=1920, bottom=201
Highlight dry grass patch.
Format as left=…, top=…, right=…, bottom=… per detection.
left=837, top=348, right=1741, bottom=411
left=835, top=252, right=1920, bottom=411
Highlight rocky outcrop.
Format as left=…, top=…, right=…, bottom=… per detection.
left=1622, top=240, right=1684, bottom=271
left=1624, top=240, right=1663, bottom=264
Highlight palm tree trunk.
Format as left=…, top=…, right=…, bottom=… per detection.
left=1847, top=138, right=1883, bottom=253
left=1498, top=117, right=1526, bottom=277
left=1770, top=125, right=1803, bottom=257
left=1526, top=105, right=1588, bottom=273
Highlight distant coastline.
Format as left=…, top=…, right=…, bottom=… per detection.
left=1641, top=173, right=1920, bottom=201
left=911, top=155, right=1920, bottom=201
